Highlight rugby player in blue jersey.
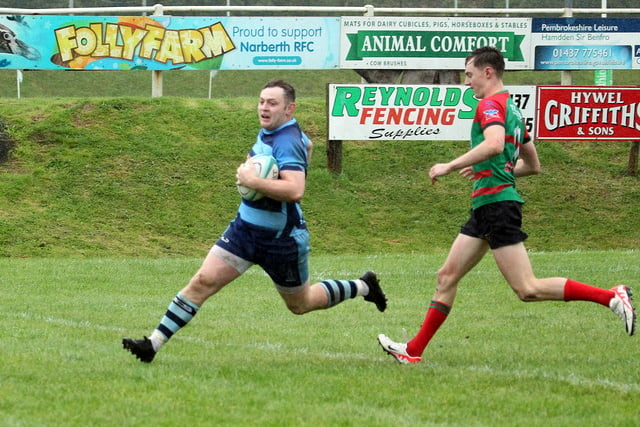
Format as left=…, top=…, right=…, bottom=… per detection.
left=123, top=80, right=386, bottom=363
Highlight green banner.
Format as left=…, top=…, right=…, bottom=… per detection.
left=346, top=31, right=525, bottom=61
left=594, top=69, right=613, bottom=86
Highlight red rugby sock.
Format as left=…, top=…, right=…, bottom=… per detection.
left=563, top=279, right=614, bottom=307
left=406, top=301, right=451, bottom=357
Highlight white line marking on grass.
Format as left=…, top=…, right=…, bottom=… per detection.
left=11, top=311, right=639, bottom=393
left=13, top=311, right=127, bottom=333
left=462, top=364, right=640, bottom=393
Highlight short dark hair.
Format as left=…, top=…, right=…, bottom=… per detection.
left=263, top=79, right=296, bottom=103
left=465, top=46, right=505, bottom=78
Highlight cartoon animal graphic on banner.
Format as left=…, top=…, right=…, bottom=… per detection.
left=0, top=22, right=41, bottom=61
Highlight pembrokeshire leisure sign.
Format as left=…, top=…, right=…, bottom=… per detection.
left=532, top=18, right=640, bottom=70
left=536, top=86, right=640, bottom=140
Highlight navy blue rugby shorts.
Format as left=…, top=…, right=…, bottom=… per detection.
left=214, top=216, right=310, bottom=290
left=460, top=200, right=528, bottom=250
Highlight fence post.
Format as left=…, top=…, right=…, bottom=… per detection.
left=326, top=4, right=375, bottom=174
left=560, top=1, right=573, bottom=85
left=628, top=142, right=639, bottom=176
left=326, top=82, right=342, bottom=173
left=16, top=70, right=22, bottom=98
left=327, top=140, right=343, bottom=174
left=151, top=3, right=164, bottom=97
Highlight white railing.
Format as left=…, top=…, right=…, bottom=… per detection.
left=0, top=5, right=639, bottom=16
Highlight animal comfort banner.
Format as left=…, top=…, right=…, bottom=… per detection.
left=328, top=84, right=536, bottom=141
left=532, top=18, right=640, bottom=70
left=0, top=15, right=339, bottom=70
left=340, top=17, right=532, bottom=70
left=536, top=86, right=640, bottom=140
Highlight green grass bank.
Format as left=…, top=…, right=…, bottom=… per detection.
left=0, top=94, right=638, bottom=258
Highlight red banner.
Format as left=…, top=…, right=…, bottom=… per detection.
left=535, top=86, right=640, bottom=140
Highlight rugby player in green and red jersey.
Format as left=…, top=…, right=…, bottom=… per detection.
left=377, top=46, right=636, bottom=364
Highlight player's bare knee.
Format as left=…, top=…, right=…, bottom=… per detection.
left=189, top=271, right=219, bottom=293
left=285, top=302, right=308, bottom=315
left=514, top=287, right=538, bottom=302
left=435, top=268, right=458, bottom=292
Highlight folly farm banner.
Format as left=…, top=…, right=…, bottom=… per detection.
left=328, top=84, right=536, bottom=141
left=0, top=15, right=339, bottom=70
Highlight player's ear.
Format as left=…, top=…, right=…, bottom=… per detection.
left=286, top=101, right=296, bottom=115
left=484, top=66, right=494, bottom=78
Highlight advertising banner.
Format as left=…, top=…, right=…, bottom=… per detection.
left=340, top=17, right=532, bottom=70
left=535, top=86, right=640, bottom=140
left=0, top=15, right=339, bottom=70
left=532, top=18, right=640, bottom=70
left=328, top=84, right=536, bottom=141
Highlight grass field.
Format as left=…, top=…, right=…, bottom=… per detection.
left=2, top=251, right=638, bottom=426
left=1, top=62, right=639, bottom=426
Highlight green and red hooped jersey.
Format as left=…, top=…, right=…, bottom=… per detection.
left=469, top=90, right=531, bottom=210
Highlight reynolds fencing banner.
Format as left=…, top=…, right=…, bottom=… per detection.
left=0, top=15, right=339, bottom=70
left=532, top=18, right=640, bottom=70
left=536, top=86, right=640, bottom=140
left=340, top=17, right=532, bottom=70
left=328, top=84, right=536, bottom=141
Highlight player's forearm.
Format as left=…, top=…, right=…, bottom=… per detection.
left=449, top=139, right=503, bottom=171
left=514, top=159, right=541, bottom=177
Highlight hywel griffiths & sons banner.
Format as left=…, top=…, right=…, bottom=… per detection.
left=536, top=86, right=640, bottom=140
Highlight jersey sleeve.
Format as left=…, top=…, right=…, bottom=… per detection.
left=271, top=125, right=308, bottom=173
left=476, top=98, right=506, bottom=130
left=523, top=126, right=532, bottom=144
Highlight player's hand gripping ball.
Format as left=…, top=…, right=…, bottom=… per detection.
left=237, top=154, right=279, bottom=201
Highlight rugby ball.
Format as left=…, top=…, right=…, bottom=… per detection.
left=237, top=154, right=279, bottom=201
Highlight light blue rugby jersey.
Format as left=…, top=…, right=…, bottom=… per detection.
left=238, top=118, right=310, bottom=232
